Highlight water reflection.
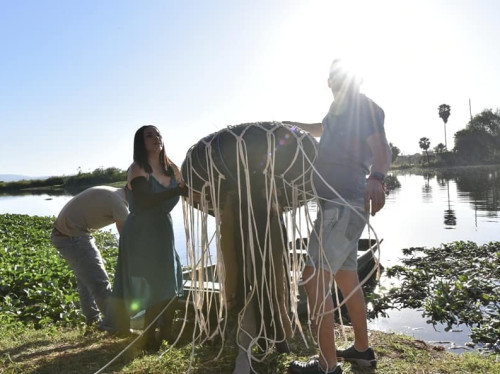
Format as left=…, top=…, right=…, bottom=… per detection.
left=0, top=189, right=68, bottom=197
left=443, top=208, right=457, bottom=227
left=0, top=194, right=74, bottom=218
left=435, top=166, right=500, bottom=215
left=444, top=180, right=457, bottom=228
left=397, top=166, right=500, bottom=229
left=421, top=173, right=433, bottom=202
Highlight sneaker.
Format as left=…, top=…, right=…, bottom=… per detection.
left=336, top=345, right=377, bottom=368
left=288, top=358, right=342, bottom=374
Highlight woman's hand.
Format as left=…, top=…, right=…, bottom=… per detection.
left=177, top=185, right=189, bottom=197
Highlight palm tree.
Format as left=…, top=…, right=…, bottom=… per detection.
left=419, top=137, right=431, bottom=165
left=438, top=104, right=451, bottom=148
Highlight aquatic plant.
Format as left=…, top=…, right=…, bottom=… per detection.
left=382, top=241, right=500, bottom=344
left=0, top=214, right=118, bottom=328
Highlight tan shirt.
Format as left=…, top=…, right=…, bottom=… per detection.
left=54, top=186, right=129, bottom=236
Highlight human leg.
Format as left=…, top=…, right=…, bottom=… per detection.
left=74, top=278, right=100, bottom=324
left=233, top=297, right=257, bottom=374
left=158, top=299, right=177, bottom=343
left=269, top=209, right=292, bottom=352
left=290, top=200, right=365, bottom=373
left=289, top=265, right=342, bottom=373
left=143, top=301, right=163, bottom=349
left=334, top=269, right=369, bottom=350
left=142, top=299, right=177, bottom=350
left=303, top=265, right=338, bottom=372
left=52, top=233, right=112, bottom=322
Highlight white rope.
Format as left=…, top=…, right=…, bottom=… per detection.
left=96, top=121, right=383, bottom=373
left=180, top=122, right=382, bottom=371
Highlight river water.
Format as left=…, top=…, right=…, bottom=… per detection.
left=1, top=165, right=499, bottom=352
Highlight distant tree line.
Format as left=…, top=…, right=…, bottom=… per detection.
left=392, top=108, right=500, bottom=168
left=0, top=167, right=127, bottom=193
left=454, top=108, right=500, bottom=163
left=64, top=167, right=127, bottom=189
left=0, top=176, right=66, bottom=191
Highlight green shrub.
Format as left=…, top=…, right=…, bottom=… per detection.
left=0, top=214, right=118, bottom=328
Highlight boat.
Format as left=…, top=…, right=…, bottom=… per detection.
left=178, top=237, right=381, bottom=318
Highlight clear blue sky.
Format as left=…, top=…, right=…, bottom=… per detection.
left=1, top=0, right=499, bottom=177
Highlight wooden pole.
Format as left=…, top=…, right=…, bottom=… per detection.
left=469, top=98, right=473, bottom=122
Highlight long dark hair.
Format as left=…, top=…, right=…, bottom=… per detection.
left=133, top=125, right=174, bottom=176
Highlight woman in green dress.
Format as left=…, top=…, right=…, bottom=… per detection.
left=107, top=125, right=187, bottom=349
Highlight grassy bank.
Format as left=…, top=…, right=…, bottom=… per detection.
left=1, top=213, right=499, bottom=373
left=1, top=324, right=499, bottom=373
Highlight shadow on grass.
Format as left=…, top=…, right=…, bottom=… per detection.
left=1, top=333, right=137, bottom=374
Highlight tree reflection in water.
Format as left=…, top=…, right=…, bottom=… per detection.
left=443, top=180, right=457, bottom=227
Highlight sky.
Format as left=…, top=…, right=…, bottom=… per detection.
left=1, top=0, right=499, bottom=177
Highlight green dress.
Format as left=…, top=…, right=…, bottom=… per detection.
left=111, top=175, right=183, bottom=325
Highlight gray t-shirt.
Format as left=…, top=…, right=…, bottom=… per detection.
left=313, top=93, right=385, bottom=199
left=54, top=186, right=129, bottom=236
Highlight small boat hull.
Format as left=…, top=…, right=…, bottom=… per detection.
left=179, top=238, right=381, bottom=319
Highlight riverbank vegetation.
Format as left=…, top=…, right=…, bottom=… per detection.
left=391, top=108, right=500, bottom=170
left=0, top=167, right=126, bottom=194
left=1, top=213, right=499, bottom=373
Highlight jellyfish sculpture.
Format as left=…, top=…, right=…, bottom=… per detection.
left=180, top=121, right=318, bottom=372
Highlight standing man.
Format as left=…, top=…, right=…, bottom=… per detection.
left=285, top=59, right=392, bottom=374
left=51, top=185, right=129, bottom=326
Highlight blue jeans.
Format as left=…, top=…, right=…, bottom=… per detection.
left=51, top=229, right=112, bottom=323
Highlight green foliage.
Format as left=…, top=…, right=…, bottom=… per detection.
left=434, top=143, right=447, bottom=153
left=0, top=167, right=127, bottom=193
left=0, top=176, right=64, bottom=192
left=64, top=167, right=127, bottom=192
left=385, top=174, right=401, bottom=190
left=0, top=214, right=118, bottom=328
left=389, top=142, right=400, bottom=162
left=418, top=137, right=430, bottom=152
left=382, top=241, right=500, bottom=344
left=438, top=104, right=451, bottom=124
left=454, top=108, right=500, bottom=163
left=1, top=215, right=499, bottom=373
left=438, top=104, right=451, bottom=148
left=419, top=137, right=431, bottom=166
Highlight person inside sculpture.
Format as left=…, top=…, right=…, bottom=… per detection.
left=284, top=58, right=392, bottom=374
left=219, top=183, right=293, bottom=374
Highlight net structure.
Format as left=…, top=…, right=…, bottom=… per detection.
left=93, top=121, right=382, bottom=374
left=177, top=121, right=381, bottom=372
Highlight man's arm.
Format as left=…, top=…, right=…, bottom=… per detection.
left=282, top=121, right=323, bottom=137
left=365, top=132, right=392, bottom=216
